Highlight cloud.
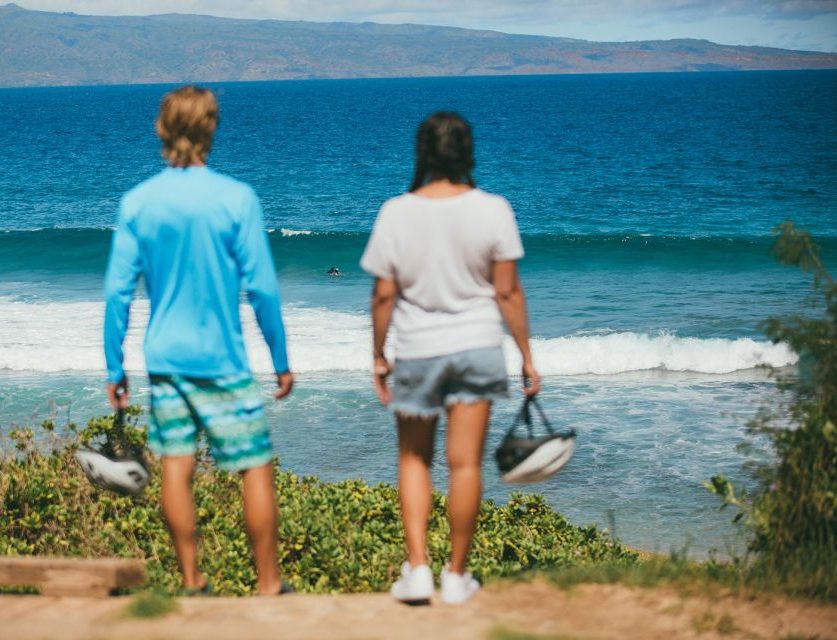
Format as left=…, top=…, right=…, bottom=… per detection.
left=760, top=0, right=837, bottom=19
left=18, top=1, right=837, bottom=22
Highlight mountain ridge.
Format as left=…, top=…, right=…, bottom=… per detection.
left=1, top=3, right=835, bottom=87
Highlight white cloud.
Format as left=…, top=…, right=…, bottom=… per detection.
left=16, top=0, right=837, bottom=21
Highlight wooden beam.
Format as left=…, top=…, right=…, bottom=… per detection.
left=0, top=556, right=146, bottom=597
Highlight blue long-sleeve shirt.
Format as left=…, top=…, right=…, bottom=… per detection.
left=104, top=166, right=289, bottom=383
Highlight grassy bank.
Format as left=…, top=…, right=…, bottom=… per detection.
left=3, top=407, right=832, bottom=601
left=0, top=411, right=634, bottom=595
left=519, top=548, right=836, bottom=603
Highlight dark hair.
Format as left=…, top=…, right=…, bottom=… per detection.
left=409, top=111, right=475, bottom=192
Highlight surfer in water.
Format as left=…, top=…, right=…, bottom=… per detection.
left=327, top=266, right=341, bottom=277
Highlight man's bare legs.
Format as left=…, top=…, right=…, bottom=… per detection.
left=396, top=414, right=438, bottom=567
left=446, top=401, right=490, bottom=574
left=162, top=456, right=282, bottom=594
left=242, top=462, right=282, bottom=595
left=161, top=455, right=206, bottom=589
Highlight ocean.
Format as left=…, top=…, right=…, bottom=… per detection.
left=1, top=71, right=835, bottom=555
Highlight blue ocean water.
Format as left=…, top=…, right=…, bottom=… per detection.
left=1, top=71, right=836, bottom=554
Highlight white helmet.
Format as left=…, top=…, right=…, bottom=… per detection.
left=75, top=448, right=150, bottom=495
left=75, top=409, right=150, bottom=496
left=495, top=397, right=576, bottom=484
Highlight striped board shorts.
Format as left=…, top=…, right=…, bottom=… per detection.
left=148, top=373, right=273, bottom=472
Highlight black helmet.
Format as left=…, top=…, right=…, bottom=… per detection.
left=75, top=410, right=150, bottom=496
left=495, top=397, right=576, bottom=484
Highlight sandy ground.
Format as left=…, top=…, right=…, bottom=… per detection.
left=1, top=580, right=834, bottom=640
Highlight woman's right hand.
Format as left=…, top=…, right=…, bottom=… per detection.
left=522, top=360, right=541, bottom=396
left=373, top=356, right=392, bottom=405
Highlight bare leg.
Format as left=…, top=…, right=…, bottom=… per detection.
left=242, top=462, right=282, bottom=595
left=161, top=455, right=206, bottom=589
left=446, top=401, right=491, bottom=574
left=397, top=414, right=438, bottom=567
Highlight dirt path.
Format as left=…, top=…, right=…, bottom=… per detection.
left=1, top=581, right=834, bottom=640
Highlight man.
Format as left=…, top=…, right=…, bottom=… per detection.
left=104, top=85, right=293, bottom=595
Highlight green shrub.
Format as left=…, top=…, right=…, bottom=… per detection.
left=706, top=221, right=837, bottom=600
left=0, top=412, right=634, bottom=595
left=124, top=589, right=179, bottom=618
left=488, top=628, right=581, bottom=640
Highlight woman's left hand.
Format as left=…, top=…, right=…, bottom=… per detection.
left=372, top=356, right=392, bottom=405
left=522, top=361, right=541, bottom=397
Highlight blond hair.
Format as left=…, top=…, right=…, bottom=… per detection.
left=155, top=86, right=219, bottom=167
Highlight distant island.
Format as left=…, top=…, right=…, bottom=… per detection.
left=1, top=2, right=836, bottom=87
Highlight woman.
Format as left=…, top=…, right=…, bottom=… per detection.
left=360, top=112, right=540, bottom=604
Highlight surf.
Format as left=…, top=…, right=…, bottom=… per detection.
left=0, top=298, right=797, bottom=377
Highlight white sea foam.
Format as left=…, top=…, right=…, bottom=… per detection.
left=514, top=331, right=796, bottom=375
left=0, top=298, right=797, bottom=377
left=279, top=228, right=314, bottom=237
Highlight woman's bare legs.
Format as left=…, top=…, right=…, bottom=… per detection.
left=397, top=414, right=438, bottom=567
left=445, top=401, right=491, bottom=574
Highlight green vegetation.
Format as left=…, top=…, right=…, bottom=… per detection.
left=520, top=547, right=808, bottom=601
left=488, top=628, right=583, bottom=640
left=535, top=551, right=728, bottom=592
left=715, top=612, right=737, bottom=635
left=691, top=611, right=737, bottom=636
left=0, top=409, right=633, bottom=596
left=123, top=589, right=179, bottom=618
left=706, top=221, right=837, bottom=601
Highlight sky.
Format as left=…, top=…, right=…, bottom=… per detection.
left=13, top=1, right=837, bottom=52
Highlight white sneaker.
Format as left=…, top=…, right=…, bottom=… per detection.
left=440, top=566, right=480, bottom=604
left=390, top=562, right=434, bottom=603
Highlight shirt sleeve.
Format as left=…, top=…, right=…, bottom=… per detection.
left=360, top=205, right=397, bottom=280
left=492, top=198, right=525, bottom=262
left=234, top=190, right=290, bottom=374
left=103, top=202, right=141, bottom=384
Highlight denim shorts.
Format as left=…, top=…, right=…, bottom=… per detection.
left=148, top=373, right=273, bottom=472
left=391, top=346, right=509, bottom=418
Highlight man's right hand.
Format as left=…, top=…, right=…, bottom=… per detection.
left=275, top=371, right=295, bottom=399
left=107, top=377, right=130, bottom=410
left=522, top=361, right=541, bottom=397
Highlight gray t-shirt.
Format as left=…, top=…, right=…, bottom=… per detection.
left=360, top=188, right=524, bottom=359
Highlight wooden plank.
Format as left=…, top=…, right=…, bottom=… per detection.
left=0, top=556, right=145, bottom=597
